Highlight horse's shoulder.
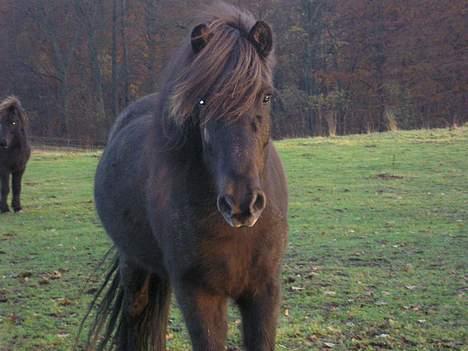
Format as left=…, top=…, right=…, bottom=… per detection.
left=267, top=143, right=286, bottom=179
left=265, top=142, right=288, bottom=211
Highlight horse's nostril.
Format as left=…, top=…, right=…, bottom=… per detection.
left=0, top=140, right=7, bottom=148
left=217, top=191, right=266, bottom=228
left=217, top=194, right=233, bottom=216
left=250, top=191, right=266, bottom=214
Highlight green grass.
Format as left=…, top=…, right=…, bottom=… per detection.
left=1, top=128, right=467, bottom=350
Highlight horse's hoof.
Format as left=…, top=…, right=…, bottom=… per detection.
left=13, top=208, right=23, bottom=213
left=0, top=207, right=10, bottom=213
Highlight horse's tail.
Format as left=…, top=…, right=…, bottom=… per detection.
left=76, top=248, right=171, bottom=351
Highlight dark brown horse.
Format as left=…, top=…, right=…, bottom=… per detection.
left=85, top=4, right=288, bottom=351
left=0, top=96, right=30, bottom=213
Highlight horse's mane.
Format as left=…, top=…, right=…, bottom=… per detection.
left=167, top=3, right=275, bottom=126
left=0, top=96, right=27, bottom=125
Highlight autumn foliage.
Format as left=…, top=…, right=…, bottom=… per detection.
left=0, top=0, right=465, bottom=143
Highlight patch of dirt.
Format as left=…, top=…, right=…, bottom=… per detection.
left=1, top=232, right=17, bottom=241
left=375, top=173, right=404, bottom=180
left=346, top=256, right=391, bottom=267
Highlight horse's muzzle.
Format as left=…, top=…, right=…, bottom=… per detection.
left=217, top=190, right=266, bottom=228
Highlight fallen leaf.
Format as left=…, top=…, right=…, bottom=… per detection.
left=18, top=272, right=32, bottom=278
left=306, top=272, right=319, bottom=278
left=8, top=313, right=22, bottom=325
left=376, top=333, right=389, bottom=338
left=39, top=276, right=50, bottom=285
left=50, top=271, right=62, bottom=280
left=0, top=293, right=7, bottom=303
left=404, top=264, right=414, bottom=272
left=86, top=288, right=98, bottom=295
left=57, top=298, right=73, bottom=306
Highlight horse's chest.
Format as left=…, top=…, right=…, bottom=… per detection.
left=0, top=149, right=26, bottom=172
left=0, top=154, right=14, bottom=171
left=194, top=235, right=279, bottom=297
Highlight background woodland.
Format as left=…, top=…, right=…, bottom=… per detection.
left=0, top=0, right=466, bottom=143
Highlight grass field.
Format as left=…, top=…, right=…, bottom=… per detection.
left=0, top=128, right=467, bottom=350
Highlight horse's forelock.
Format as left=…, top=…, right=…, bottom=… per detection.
left=169, top=6, right=274, bottom=126
left=0, top=96, right=26, bottom=126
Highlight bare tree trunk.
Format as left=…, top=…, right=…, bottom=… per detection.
left=372, top=1, right=386, bottom=132
left=6, top=2, right=19, bottom=93
left=144, top=0, right=159, bottom=93
left=74, top=0, right=108, bottom=140
left=111, top=0, right=119, bottom=118
left=325, top=111, right=337, bottom=137
left=86, top=30, right=107, bottom=138
left=301, top=0, right=326, bottom=136
left=59, top=76, right=71, bottom=136
left=120, top=0, right=129, bottom=106
left=31, top=1, right=80, bottom=137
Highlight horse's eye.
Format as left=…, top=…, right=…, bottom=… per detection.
left=198, top=98, right=206, bottom=106
left=263, top=94, right=272, bottom=104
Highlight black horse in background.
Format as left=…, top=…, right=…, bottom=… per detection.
left=0, top=96, right=30, bottom=213
left=84, top=4, right=288, bottom=351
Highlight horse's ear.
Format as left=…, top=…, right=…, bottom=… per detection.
left=248, top=21, right=273, bottom=58
left=191, top=23, right=211, bottom=54
left=7, top=104, right=19, bottom=118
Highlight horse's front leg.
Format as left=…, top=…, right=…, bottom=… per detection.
left=237, top=280, right=281, bottom=351
left=174, top=284, right=228, bottom=351
left=11, top=170, right=24, bottom=212
left=0, top=173, right=10, bottom=213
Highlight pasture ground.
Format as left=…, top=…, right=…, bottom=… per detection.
left=0, top=128, right=467, bottom=350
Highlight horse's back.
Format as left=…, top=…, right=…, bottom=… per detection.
left=107, top=93, right=159, bottom=142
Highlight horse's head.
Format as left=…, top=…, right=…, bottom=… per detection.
left=0, top=97, right=25, bottom=149
left=199, top=100, right=271, bottom=228
left=170, top=7, right=275, bottom=228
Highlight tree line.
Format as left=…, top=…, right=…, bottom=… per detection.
left=0, top=0, right=466, bottom=143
